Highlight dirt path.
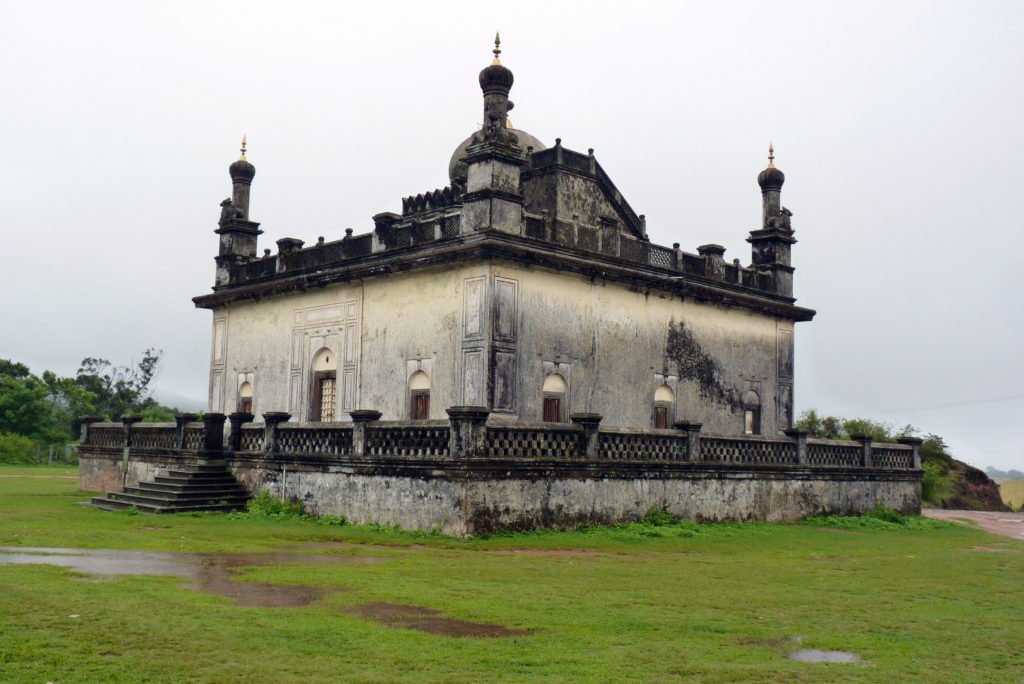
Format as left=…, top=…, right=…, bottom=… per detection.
left=923, top=509, right=1024, bottom=541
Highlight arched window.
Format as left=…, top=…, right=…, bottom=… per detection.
left=743, top=390, right=761, bottom=435
left=310, top=348, right=337, bottom=422
left=409, top=370, right=430, bottom=420
left=542, top=373, right=567, bottom=423
left=238, top=381, right=253, bottom=414
left=653, top=384, right=674, bottom=429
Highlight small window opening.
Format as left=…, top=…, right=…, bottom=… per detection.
left=653, top=384, right=674, bottom=429
left=743, top=390, right=761, bottom=435
left=238, top=381, right=253, bottom=414
left=542, top=373, right=567, bottom=423
left=409, top=370, right=430, bottom=420
left=311, top=348, right=338, bottom=423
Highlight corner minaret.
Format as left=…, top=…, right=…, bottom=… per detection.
left=461, top=33, right=526, bottom=235
left=748, top=144, right=796, bottom=298
left=214, top=137, right=262, bottom=287
left=229, top=135, right=255, bottom=219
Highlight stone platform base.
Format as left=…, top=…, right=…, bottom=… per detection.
left=80, top=449, right=921, bottom=536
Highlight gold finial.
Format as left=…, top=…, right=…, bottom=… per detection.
left=492, top=31, right=502, bottom=64
left=239, top=134, right=248, bottom=161
left=767, top=141, right=775, bottom=168
left=506, top=117, right=514, bottom=129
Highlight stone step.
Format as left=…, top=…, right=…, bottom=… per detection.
left=154, top=473, right=238, bottom=485
left=91, top=464, right=250, bottom=514
left=135, top=481, right=248, bottom=495
left=108, top=491, right=249, bottom=508
left=124, top=486, right=248, bottom=502
left=164, top=468, right=237, bottom=479
left=90, top=496, right=245, bottom=514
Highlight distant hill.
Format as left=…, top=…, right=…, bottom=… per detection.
left=151, top=389, right=205, bottom=413
left=985, top=466, right=1024, bottom=481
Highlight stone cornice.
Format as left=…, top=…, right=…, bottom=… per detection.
left=193, top=231, right=816, bottom=321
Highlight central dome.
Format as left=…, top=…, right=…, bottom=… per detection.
left=448, top=128, right=547, bottom=184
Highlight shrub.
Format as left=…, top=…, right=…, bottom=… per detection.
left=642, top=506, right=676, bottom=527
left=0, top=433, right=38, bottom=464
left=236, top=491, right=347, bottom=526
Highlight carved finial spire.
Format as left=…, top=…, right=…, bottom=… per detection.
left=767, top=141, right=775, bottom=168
left=240, top=134, right=248, bottom=161
left=492, top=32, right=501, bottom=64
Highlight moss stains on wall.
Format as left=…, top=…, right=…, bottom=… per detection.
left=665, top=319, right=738, bottom=410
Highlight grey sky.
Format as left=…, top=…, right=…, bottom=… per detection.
left=2, top=1, right=1021, bottom=469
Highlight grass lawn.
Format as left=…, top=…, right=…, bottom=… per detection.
left=0, top=465, right=1021, bottom=683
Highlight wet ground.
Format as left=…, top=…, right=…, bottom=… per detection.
left=345, top=602, right=533, bottom=637
left=922, top=509, right=1024, bottom=541
left=788, top=649, right=861, bottom=663
left=0, top=546, right=384, bottom=607
left=0, top=546, right=532, bottom=636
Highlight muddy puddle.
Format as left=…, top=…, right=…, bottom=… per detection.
left=0, top=546, right=385, bottom=608
left=489, top=549, right=602, bottom=558
left=345, top=601, right=532, bottom=638
left=0, top=547, right=535, bottom=636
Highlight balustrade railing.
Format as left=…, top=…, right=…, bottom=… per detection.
left=80, top=412, right=918, bottom=471
left=487, top=422, right=581, bottom=458
left=365, top=421, right=450, bottom=457
left=598, top=428, right=687, bottom=461
left=701, top=435, right=798, bottom=465
left=182, top=424, right=206, bottom=450
left=275, top=424, right=353, bottom=456
left=806, top=439, right=864, bottom=467
left=130, top=425, right=179, bottom=450
left=85, top=425, right=124, bottom=448
left=238, top=424, right=265, bottom=452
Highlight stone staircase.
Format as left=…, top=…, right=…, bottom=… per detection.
left=90, top=462, right=250, bottom=513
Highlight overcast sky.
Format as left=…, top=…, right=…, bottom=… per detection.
left=2, top=1, right=1021, bottom=469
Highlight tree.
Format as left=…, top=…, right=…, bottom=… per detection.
left=74, top=349, right=163, bottom=420
left=0, top=369, right=55, bottom=441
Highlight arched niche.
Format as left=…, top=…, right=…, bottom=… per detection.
left=653, top=384, right=674, bottom=429
left=310, top=348, right=338, bottom=422
left=238, top=381, right=253, bottom=414
left=742, top=390, right=761, bottom=435
left=409, top=370, right=430, bottom=420
left=542, top=373, right=567, bottom=422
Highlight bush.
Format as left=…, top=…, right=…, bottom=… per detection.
left=247, top=491, right=307, bottom=518
left=234, top=491, right=347, bottom=526
left=803, top=507, right=953, bottom=531
left=0, top=433, right=36, bottom=464
left=642, top=506, right=676, bottom=527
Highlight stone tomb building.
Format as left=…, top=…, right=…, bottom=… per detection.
left=78, top=41, right=921, bottom=533
left=196, top=43, right=811, bottom=437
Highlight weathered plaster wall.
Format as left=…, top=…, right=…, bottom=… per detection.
left=78, top=451, right=187, bottom=493
left=495, top=263, right=792, bottom=433
left=210, top=264, right=484, bottom=421
left=80, top=450, right=920, bottom=536
left=227, top=459, right=920, bottom=535
left=208, top=257, right=795, bottom=434
left=461, top=473, right=919, bottom=533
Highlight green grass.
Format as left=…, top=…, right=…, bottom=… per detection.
left=1, top=465, right=1022, bottom=683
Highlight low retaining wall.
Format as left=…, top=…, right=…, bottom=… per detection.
left=76, top=411, right=922, bottom=535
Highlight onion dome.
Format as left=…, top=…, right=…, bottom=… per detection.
left=448, top=126, right=546, bottom=183
left=229, top=135, right=255, bottom=182
left=757, top=142, right=784, bottom=190
left=479, top=32, right=514, bottom=94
